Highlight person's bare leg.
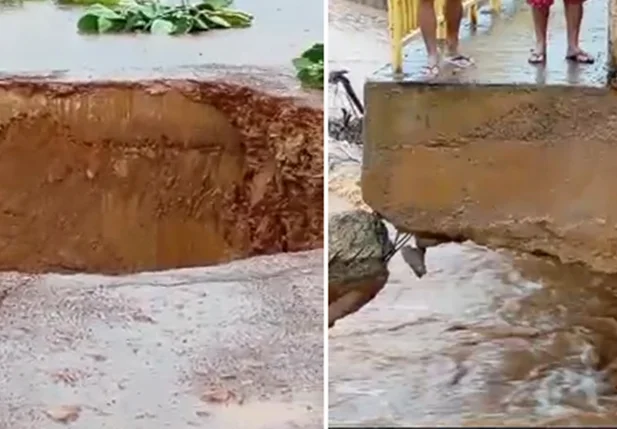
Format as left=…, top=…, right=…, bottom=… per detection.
left=443, top=0, right=474, bottom=66
left=529, top=6, right=549, bottom=63
left=564, top=0, right=582, bottom=54
left=418, top=0, right=439, bottom=72
left=564, top=0, right=593, bottom=62
left=444, top=0, right=463, bottom=56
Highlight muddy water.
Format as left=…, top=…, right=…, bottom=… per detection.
left=328, top=0, right=617, bottom=426
left=0, top=250, right=323, bottom=428
left=0, top=0, right=322, bottom=76
left=329, top=208, right=617, bottom=426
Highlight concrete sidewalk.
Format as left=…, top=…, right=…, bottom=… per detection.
left=373, top=0, right=608, bottom=86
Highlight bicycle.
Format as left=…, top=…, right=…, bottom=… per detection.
left=328, top=69, right=364, bottom=144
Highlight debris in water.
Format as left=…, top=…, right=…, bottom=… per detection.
left=200, top=387, right=243, bottom=405
left=131, top=311, right=156, bottom=324
left=50, top=368, right=85, bottom=386
left=580, top=343, right=600, bottom=370
left=400, top=245, right=427, bottom=278
left=449, top=362, right=469, bottom=386
left=88, top=353, right=107, bottom=362
left=44, top=405, right=81, bottom=423
left=220, top=373, right=237, bottom=380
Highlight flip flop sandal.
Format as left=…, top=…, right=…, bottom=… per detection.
left=445, top=54, right=474, bottom=68
left=421, top=64, right=440, bottom=78
left=566, top=51, right=595, bottom=64
left=528, top=51, right=546, bottom=64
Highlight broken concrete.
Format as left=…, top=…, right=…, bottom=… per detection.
left=360, top=0, right=617, bottom=273
left=363, top=83, right=617, bottom=273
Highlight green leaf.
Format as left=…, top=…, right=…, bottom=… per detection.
left=150, top=18, right=175, bottom=34
left=136, top=3, right=156, bottom=19
left=85, top=3, right=122, bottom=19
left=193, top=15, right=209, bottom=30
left=170, top=15, right=192, bottom=34
left=194, top=2, right=215, bottom=11
left=297, top=68, right=323, bottom=89
left=77, top=13, right=99, bottom=32
left=97, top=16, right=114, bottom=32
left=202, top=14, right=231, bottom=28
left=292, top=57, right=313, bottom=71
left=292, top=44, right=324, bottom=90
left=76, top=0, right=252, bottom=35
left=301, top=43, right=324, bottom=63
left=98, top=16, right=125, bottom=32
left=123, top=11, right=145, bottom=30
left=202, top=0, right=232, bottom=9
left=212, top=11, right=251, bottom=27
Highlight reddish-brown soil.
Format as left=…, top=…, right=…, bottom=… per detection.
left=0, top=79, right=323, bottom=273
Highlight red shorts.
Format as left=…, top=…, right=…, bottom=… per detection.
left=527, top=0, right=583, bottom=8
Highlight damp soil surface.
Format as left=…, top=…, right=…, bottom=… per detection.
left=0, top=250, right=323, bottom=429
left=0, top=77, right=324, bottom=426
left=328, top=0, right=617, bottom=425
left=0, top=1, right=325, bottom=425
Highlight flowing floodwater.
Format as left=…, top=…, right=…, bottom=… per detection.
left=328, top=0, right=617, bottom=426
left=0, top=250, right=323, bottom=428
left=0, top=0, right=322, bottom=75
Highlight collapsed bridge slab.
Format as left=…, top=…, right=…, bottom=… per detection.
left=361, top=1, right=617, bottom=272
left=363, top=83, right=617, bottom=273
left=361, top=0, right=617, bottom=273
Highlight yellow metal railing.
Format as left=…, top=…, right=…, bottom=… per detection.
left=387, top=0, right=501, bottom=73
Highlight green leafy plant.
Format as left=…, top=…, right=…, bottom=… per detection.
left=77, top=0, right=253, bottom=34
left=292, top=43, right=324, bottom=90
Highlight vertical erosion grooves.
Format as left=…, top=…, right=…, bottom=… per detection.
left=0, top=79, right=323, bottom=273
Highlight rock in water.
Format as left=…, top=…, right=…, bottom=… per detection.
left=328, top=210, right=394, bottom=327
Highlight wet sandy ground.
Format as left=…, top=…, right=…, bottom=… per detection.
left=0, top=0, right=322, bottom=78
left=329, top=0, right=617, bottom=426
left=0, top=250, right=323, bottom=428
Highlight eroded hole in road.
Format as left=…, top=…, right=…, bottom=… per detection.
left=0, top=80, right=323, bottom=273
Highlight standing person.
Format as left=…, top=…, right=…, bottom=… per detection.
left=418, top=0, right=474, bottom=76
left=528, top=0, right=594, bottom=64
